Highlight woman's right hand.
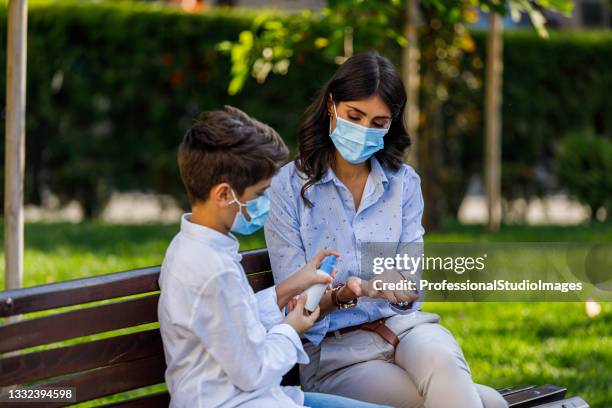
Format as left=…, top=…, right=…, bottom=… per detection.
left=284, top=293, right=320, bottom=334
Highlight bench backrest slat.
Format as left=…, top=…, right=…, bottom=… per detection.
left=240, top=249, right=273, bottom=274
left=39, top=354, right=166, bottom=405
left=0, top=294, right=159, bottom=354
left=0, top=329, right=163, bottom=387
left=0, top=267, right=161, bottom=318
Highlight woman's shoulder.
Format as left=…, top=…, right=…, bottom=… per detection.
left=272, top=160, right=307, bottom=191
left=384, top=161, right=421, bottom=186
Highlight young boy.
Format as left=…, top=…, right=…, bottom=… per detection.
left=158, top=106, right=388, bottom=408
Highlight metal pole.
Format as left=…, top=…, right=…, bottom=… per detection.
left=4, top=0, right=28, bottom=292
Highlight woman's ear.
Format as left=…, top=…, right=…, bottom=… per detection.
left=327, top=94, right=334, bottom=116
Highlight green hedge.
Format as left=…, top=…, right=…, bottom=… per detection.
left=468, top=30, right=612, bottom=201
left=557, top=133, right=612, bottom=219
left=0, top=1, right=610, bottom=217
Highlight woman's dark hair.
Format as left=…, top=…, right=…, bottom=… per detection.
left=295, top=52, right=410, bottom=207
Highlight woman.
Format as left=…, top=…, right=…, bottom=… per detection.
left=264, top=52, right=507, bottom=408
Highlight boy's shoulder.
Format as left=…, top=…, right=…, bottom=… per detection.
left=161, top=232, right=230, bottom=290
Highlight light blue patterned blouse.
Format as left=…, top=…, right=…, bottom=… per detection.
left=264, top=157, right=425, bottom=345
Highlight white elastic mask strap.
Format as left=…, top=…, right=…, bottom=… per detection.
left=229, top=189, right=245, bottom=208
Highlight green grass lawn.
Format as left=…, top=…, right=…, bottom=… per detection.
left=1, top=220, right=611, bottom=406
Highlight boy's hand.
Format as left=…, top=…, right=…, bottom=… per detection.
left=284, top=293, right=320, bottom=334
left=292, top=249, right=341, bottom=292
left=275, top=249, right=340, bottom=311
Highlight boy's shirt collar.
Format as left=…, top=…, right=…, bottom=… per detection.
left=180, top=213, right=241, bottom=260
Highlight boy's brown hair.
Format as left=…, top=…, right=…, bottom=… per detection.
left=178, top=106, right=289, bottom=204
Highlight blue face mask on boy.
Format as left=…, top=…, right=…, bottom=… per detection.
left=229, top=189, right=270, bottom=235
left=329, top=102, right=390, bottom=164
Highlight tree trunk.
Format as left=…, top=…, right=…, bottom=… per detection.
left=420, top=69, right=445, bottom=232
left=4, top=0, right=28, bottom=296
left=402, top=0, right=420, bottom=169
left=484, top=12, right=503, bottom=232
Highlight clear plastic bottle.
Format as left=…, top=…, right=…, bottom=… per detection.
left=304, top=255, right=337, bottom=312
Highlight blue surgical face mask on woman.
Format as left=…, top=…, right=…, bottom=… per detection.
left=229, top=189, right=269, bottom=235
left=329, top=102, right=391, bottom=164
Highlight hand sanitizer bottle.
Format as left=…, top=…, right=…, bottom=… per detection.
left=304, top=255, right=337, bottom=312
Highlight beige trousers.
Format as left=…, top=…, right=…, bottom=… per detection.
left=300, top=312, right=508, bottom=408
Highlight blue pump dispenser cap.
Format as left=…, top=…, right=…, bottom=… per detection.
left=319, top=255, right=337, bottom=275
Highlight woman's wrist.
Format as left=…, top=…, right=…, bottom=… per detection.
left=332, top=284, right=358, bottom=309
left=336, top=285, right=355, bottom=303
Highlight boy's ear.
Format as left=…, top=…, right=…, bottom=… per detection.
left=211, top=183, right=233, bottom=207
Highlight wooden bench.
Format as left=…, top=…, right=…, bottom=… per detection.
left=0, top=248, right=567, bottom=407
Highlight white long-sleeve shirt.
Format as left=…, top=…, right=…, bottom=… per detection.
left=158, top=214, right=309, bottom=408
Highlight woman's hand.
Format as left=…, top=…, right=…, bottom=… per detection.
left=291, top=249, right=341, bottom=292
left=361, top=269, right=418, bottom=305
left=335, top=276, right=363, bottom=303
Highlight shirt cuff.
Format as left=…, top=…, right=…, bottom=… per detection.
left=255, top=286, right=285, bottom=330
left=268, top=323, right=310, bottom=364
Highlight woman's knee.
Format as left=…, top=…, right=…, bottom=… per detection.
left=398, top=339, right=466, bottom=378
left=425, top=345, right=462, bottom=372
left=397, top=325, right=471, bottom=380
